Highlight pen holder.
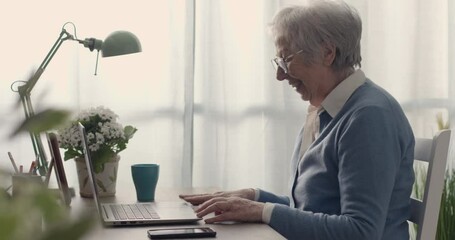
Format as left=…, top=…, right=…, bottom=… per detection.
left=12, top=174, right=44, bottom=198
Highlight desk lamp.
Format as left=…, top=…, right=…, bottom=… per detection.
left=15, top=22, right=142, bottom=175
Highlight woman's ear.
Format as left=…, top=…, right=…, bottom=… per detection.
left=322, top=43, right=336, bottom=66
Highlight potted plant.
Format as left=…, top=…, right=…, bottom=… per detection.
left=57, top=106, right=137, bottom=197
left=411, top=113, right=455, bottom=240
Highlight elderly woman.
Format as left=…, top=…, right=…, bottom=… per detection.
left=180, top=1, right=415, bottom=239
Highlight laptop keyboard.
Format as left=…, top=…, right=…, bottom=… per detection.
left=109, top=204, right=160, bottom=220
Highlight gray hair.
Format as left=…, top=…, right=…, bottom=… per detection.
left=270, top=0, right=362, bottom=70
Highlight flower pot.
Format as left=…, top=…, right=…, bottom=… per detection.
left=75, top=155, right=120, bottom=198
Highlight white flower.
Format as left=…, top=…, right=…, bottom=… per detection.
left=57, top=106, right=136, bottom=161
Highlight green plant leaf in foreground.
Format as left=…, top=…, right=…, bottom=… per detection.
left=10, top=109, right=71, bottom=137
left=39, top=213, right=96, bottom=240
left=0, top=172, right=96, bottom=240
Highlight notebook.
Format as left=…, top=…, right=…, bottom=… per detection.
left=78, top=122, right=201, bottom=226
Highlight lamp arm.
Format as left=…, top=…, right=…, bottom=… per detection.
left=20, top=28, right=75, bottom=95
left=16, top=27, right=75, bottom=175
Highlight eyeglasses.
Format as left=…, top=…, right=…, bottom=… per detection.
left=271, top=50, right=303, bottom=74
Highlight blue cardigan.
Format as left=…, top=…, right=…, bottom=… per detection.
left=258, top=79, right=415, bottom=240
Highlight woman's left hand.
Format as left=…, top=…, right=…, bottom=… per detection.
left=195, top=197, right=265, bottom=223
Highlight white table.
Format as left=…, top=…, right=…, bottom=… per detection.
left=71, top=184, right=285, bottom=240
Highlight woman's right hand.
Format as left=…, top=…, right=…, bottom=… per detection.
left=179, top=188, right=256, bottom=206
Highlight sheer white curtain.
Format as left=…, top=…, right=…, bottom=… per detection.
left=191, top=0, right=301, bottom=194
left=356, top=0, right=452, bottom=136
left=0, top=0, right=454, bottom=192
left=352, top=0, right=455, bottom=171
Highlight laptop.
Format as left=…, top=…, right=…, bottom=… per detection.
left=78, top=122, right=201, bottom=226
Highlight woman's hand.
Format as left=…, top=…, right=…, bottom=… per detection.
left=195, top=197, right=264, bottom=223
left=179, top=188, right=256, bottom=206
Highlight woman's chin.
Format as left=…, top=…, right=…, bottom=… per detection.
left=297, top=89, right=309, bottom=101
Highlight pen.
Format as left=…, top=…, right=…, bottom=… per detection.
left=7, top=152, right=19, bottom=173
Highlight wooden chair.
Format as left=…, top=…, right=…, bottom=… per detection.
left=409, top=129, right=451, bottom=240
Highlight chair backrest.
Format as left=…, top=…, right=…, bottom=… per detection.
left=409, top=129, right=451, bottom=240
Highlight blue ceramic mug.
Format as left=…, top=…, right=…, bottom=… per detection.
left=131, top=164, right=159, bottom=202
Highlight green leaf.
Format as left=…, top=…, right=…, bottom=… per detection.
left=10, top=109, right=71, bottom=137
left=116, top=142, right=127, bottom=153
left=124, top=125, right=138, bottom=140
left=64, top=148, right=80, bottom=161
left=91, top=148, right=116, bottom=173
left=38, top=213, right=96, bottom=240
left=0, top=174, right=94, bottom=240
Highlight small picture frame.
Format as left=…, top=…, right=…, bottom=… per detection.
left=46, top=132, right=72, bottom=206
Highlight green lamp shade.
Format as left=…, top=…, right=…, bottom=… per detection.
left=102, top=31, right=142, bottom=57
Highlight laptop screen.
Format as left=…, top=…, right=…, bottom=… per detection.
left=78, top=122, right=104, bottom=218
